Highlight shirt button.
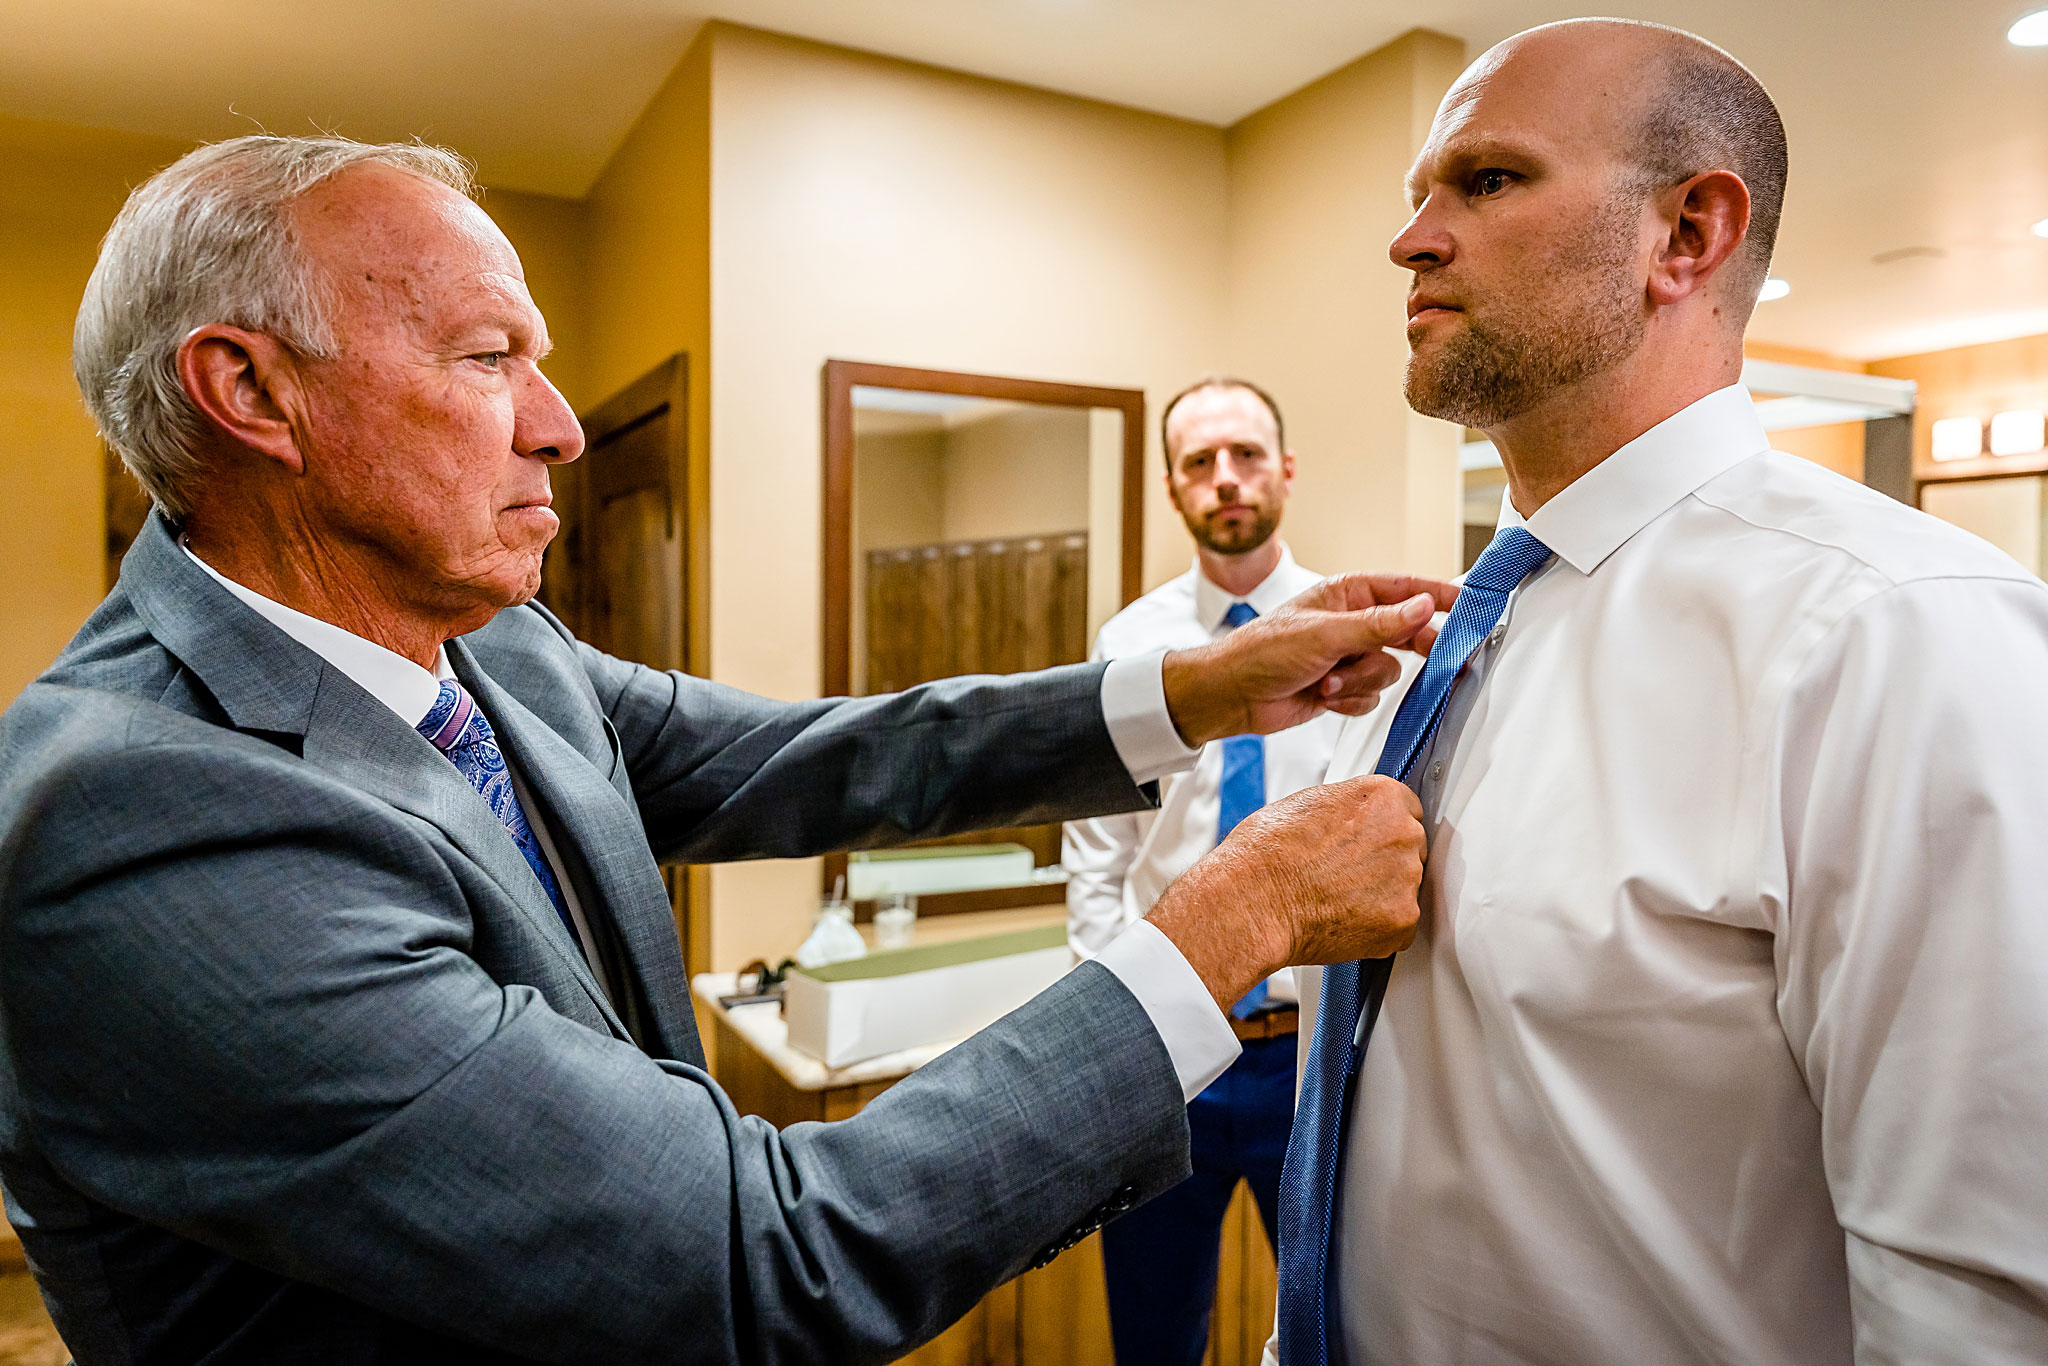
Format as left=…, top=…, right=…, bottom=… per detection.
left=1430, top=761, right=1445, bottom=783
left=1486, top=626, right=1506, bottom=648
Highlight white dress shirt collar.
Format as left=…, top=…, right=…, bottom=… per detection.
left=1498, top=384, right=1770, bottom=575
left=182, top=544, right=453, bottom=727
left=1190, top=541, right=1308, bottom=632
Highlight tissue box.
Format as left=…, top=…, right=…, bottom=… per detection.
left=784, top=924, right=1071, bottom=1067
left=844, top=843, right=1035, bottom=900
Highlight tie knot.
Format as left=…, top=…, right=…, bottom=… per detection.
left=1223, top=601, right=1258, bottom=629
left=416, top=679, right=487, bottom=753
left=1463, top=525, right=1554, bottom=594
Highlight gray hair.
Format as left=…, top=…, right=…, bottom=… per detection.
left=74, top=135, right=476, bottom=520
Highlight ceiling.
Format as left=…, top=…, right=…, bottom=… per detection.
left=5, top=0, right=2046, bottom=359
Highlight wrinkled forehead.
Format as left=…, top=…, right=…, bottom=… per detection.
left=292, top=165, right=537, bottom=336
left=1408, top=31, right=1645, bottom=199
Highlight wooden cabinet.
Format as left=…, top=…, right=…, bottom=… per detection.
left=702, top=999, right=1277, bottom=1365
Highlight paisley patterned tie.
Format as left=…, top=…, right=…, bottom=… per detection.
left=416, top=679, right=576, bottom=940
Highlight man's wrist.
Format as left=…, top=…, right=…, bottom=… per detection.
left=1161, top=644, right=1243, bottom=749
left=1146, top=851, right=1288, bottom=1014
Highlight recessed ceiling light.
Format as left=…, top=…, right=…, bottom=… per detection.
left=2011, top=8, right=2048, bottom=45
left=2033, top=216, right=2048, bottom=239
left=1757, top=277, right=1791, bottom=302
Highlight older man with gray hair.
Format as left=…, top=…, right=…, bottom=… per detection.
left=0, top=135, right=1453, bottom=1363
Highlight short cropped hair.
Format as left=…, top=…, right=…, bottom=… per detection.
left=74, top=135, right=476, bottom=520
left=1621, top=26, right=1789, bottom=299
left=1159, top=377, right=1288, bottom=469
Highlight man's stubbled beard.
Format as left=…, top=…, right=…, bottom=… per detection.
left=1186, top=500, right=1282, bottom=556
left=1405, top=187, right=1649, bottom=429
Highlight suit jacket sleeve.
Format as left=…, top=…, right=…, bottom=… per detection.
left=0, top=726, right=1192, bottom=1365
left=570, top=629, right=1155, bottom=862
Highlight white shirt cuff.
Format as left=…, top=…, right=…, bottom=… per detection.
left=1100, top=651, right=1200, bottom=787
left=1095, top=919, right=1241, bottom=1101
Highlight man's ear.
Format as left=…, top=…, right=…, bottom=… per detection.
left=176, top=325, right=310, bottom=474
left=1646, top=169, right=1751, bottom=308
left=1281, top=449, right=1298, bottom=497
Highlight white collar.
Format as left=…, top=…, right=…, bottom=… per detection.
left=1500, top=384, right=1770, bottom=575
left=1192, top=541, right=1310, bottom=631
left=182, top=545, right=453, bottom=727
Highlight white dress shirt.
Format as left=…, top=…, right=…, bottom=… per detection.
left=1280, top=385, right=2048, bottom=1364
left=1065, top=544, right=1342, bottom=1009
left=181, top=546, right=1241, bottom=1100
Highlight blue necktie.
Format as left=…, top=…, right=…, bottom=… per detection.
left=1217, top=601, right=1270, bottom=1020
left=1274, top=525, right=1554, bottom=1366
left=416, top=679, right=577, bottom=942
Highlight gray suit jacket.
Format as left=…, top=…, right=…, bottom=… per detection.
left=0, top=515, right=1193, bottom=1364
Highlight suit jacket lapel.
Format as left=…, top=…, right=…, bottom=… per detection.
left=121, top=515, right=627, bottom=1039
left=297, top=671, right=629, bottom=1039
left=452, top=647, right=700, bottom=1064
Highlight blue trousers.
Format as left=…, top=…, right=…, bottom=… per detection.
left=1100, top=1033, right=1295, bottom=1366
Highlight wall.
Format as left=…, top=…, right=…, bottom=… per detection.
left=580, top=33, right=715, bottom=674
left=1223, top=31, right=1468, bottom=582
left=941, top=406, right=1090, bottom=542
left=0, top=115, right=184, bottom=704
left=703, top=24, right=1233, bottom=967
left=1870, top=332, right=2048, bottom=471
left=479, top=187, right=590, bottom=411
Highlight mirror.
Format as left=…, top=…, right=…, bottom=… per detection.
left=821, top=361, right=1146, bottom=915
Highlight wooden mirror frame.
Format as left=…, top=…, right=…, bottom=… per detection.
left=819, top=360, right=1148, bottom=914
left=820, top=359, right=1147, bottom=698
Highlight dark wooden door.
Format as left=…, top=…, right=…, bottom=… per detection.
left=541, top=355, right=702, bottom=969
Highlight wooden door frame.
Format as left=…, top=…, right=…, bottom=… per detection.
left=571, top=354, right=703, bottom=676
left=568, top=354, right=711, bottom=975
left=819, top=360, right=1147, bottom=699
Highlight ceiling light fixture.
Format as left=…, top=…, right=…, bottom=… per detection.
left=1757, top=277, right=1791, bottom=302
left=2011, top=8, right=2048, bottom=44
left=2033, top=216, right=2048, bottom=239
left=1931, top=417, right=1984, bottom=462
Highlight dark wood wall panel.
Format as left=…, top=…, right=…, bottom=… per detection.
left=863, top=532, right=1088, bottom=693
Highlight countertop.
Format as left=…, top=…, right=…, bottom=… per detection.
left=690, top=904, right=1067, bottom=1093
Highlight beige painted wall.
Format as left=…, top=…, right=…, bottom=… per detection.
left=702, top=24, right=1233, bottom=967
left=1224, top=31, right=1467, bottom=582
left=0, top=115, right=185, bottom=705
left=480, top=187, right=590, bottom=411
left=1871, top=332, right=2048, bottom=472
left=853, top=427, right=947, bottom=551
left=941, top=406, right=1090, bottom=542
left=579, top=33, right=715, bottom=681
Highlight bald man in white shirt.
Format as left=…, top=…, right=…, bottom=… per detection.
left=1268, top=18, right=2048, bottom=1366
